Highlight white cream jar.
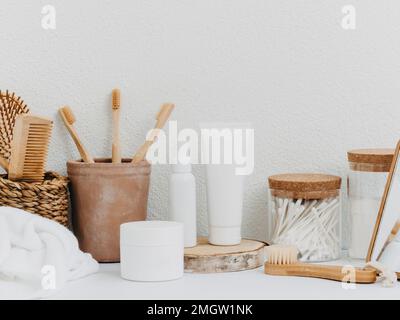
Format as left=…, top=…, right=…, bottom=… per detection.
left=120, top=221, right=184, bottom=281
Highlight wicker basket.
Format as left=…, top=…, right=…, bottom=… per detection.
left=0, top=172, right=69, bottom=226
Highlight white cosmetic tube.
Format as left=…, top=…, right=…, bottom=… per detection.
left=206, top=163, right=244, bottom=245
left=200, top=122, right=252, bottom=246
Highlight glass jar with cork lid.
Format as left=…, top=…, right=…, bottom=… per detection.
left=347, top=148, right=394, bottom=259
left=268, top=173, right=342, bottom=262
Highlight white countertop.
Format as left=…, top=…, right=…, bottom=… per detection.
left=50, top=260, right=400, bottom=300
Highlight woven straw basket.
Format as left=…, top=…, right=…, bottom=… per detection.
left=0, top=172, right=69, bottom=226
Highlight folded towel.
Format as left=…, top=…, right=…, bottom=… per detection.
left=0, top=206, right=98, bottom=299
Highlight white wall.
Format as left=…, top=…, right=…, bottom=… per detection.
left=1, top=1, right=400, bottom=243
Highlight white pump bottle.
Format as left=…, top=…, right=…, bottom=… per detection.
left=169, top=163, right=197, bottom=248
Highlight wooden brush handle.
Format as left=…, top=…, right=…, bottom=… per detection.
left=131, top=103, right=174, bottom=164
left=68, top=125, right=95, bottom=164
left=112, top=108, right=121, bottom=163
left=59, top=112, right=95, bottom=164
left=264, top=262, right=376, bottom=284
left=131, top=140, right=153, bottom=164
left=155, top=103, right=175, bottom=130
left=0, top=156, right=9, bottom=172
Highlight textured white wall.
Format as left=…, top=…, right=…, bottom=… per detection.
left=1, top=1, right=400, bottom=243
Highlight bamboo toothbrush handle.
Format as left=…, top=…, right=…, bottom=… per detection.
left=132, top=140, right=153, bottom=164
left=154, top=103, right=175, bottom=130
left=131, top=103, right=175, bottom=164
left=60, top=114, right=95, bottom=164
left=0, top=156, right=9, bottom=172
left=112, top=108, right=121, bottom=163
left=264, top=263, right=377, bottom=284
left=68, top=125, right=95, bottom=163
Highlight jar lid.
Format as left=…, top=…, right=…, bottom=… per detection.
left=120, top=221, right=183, bottom=246
left=347, top=148, right=394, bottom=172
left=268, top=173, right=341, bottom=200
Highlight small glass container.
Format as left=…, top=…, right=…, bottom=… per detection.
left=347, top=148, right=394, bottom=259
left=268, top=173, right=342, bottom=262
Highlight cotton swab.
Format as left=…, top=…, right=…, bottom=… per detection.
left=271, top=197, right=340, bottom=262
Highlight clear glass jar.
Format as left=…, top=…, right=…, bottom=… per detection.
left=347, top=149, right=394, bottom=259
left=268, top=173, right=342, bottom=262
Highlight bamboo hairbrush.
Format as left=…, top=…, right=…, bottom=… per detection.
left=59, top=106, right=94, bottom=163
left=8, top=115, right=53, bottom=182
left=0, top=90, right=30, bottom=161
left=131, top=103, right=174, bottom=164
left=264, top=245, right=377, bottom=283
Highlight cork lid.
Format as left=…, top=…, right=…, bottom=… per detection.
left=347, top=148, right=394, bottom=172
left=268, top=173, right=342, bottom=200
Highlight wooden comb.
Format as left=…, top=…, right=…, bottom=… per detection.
left=131, top=103, right=175, bottom=164
left=0, top=90, right=30, bottom=161
left=8, top=115, right=53, bottom=182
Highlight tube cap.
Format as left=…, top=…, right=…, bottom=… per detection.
left=208, top=226, right=241, bottom=245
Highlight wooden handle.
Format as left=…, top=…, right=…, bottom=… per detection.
left=131, top=140, right=153, bottom=164
left=59, top=110, right=95, bottom=164
left=155, top=103, right=174, bottom=130
left=387, top=220, right=400, bottom=243
left=0, top=156, right=9, bottom=172
left=264, top=262, right=376, bottom=284
left=112, top=108, right=121, bottom=163
left=377, top=219, right=400, bottom=260
left=131, top=103, right=175, bottom=164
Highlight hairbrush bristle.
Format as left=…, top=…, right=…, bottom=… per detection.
left=112, top=89, right=120, bottom=109
left=265, top=245, right=299, bottom=265
left=60, top=106, right=76, bottom=124
left=0, top=90, right=30, bottom=160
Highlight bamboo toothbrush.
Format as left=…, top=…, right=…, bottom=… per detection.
left=131, top=103, right=175, bottom=164
left=112, top=88, right=121, bottom=163
left=264, top=245, right=377, bottom=283
left=8, top=115, right=53, bottom=182
left=59, top=106, right=95, bottom=163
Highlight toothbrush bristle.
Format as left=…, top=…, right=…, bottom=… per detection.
left=112, top=89, right=120, bottom=110
left=60, top=106, right=76, bottom=124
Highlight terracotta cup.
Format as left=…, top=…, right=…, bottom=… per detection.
left=67, top=158, right=151, bottom=262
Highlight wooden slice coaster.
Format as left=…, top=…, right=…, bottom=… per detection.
left=184, top=237, right=266, bottom=273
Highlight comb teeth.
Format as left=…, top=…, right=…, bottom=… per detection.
left=112, top=89, right=120, bottom=109
left=22, top=123, right=51, bottom=181
left=8, top=115, right=53, bottom=183
left=265, top=245, right=299, bottom=265
left=60, top=106, right=76, bottom=124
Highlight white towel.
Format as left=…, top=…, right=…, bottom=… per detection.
left=0, top=206, right=98, bottom=299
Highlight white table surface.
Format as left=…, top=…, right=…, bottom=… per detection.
left=50, top=259, right=400, bottom=300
